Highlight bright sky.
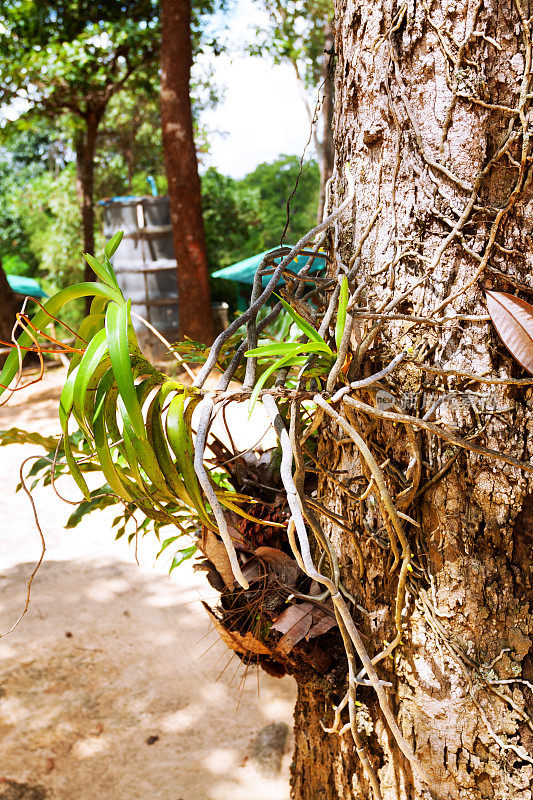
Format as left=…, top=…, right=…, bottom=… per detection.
left=198, top=0, right=314, bottom=178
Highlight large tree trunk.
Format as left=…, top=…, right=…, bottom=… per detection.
left=291, top=1, right=533, bottom=798
left=160, top=0, right=214, bottom=345
left=75, top=113, right=101, bottom=284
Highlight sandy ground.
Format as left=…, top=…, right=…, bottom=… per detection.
left=0, top=366, right=296, bottom=800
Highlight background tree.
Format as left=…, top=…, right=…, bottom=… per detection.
left=0, top=124, right=64, bottom=277
left=95, top=78, right=212, bottom=198
left=0, top=262, right=20, bottom=349
left=251, top=0, right=334, bottom=220
left=96, top=92, right=165, bottom=195
left=239, top=154, right=320, bottom=250
left=289, top=0, right=533, bottom=798
left=160, top=0, right=215, bottom=344
left=0, top=0, right=160, bottom=280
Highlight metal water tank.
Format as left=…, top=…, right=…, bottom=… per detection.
left=102, top=196, right=178, bottom=359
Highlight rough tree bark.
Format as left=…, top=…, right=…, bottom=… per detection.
left=291, top=1, right=533, bottom=798
left=160, top=0, right=215, bottom=345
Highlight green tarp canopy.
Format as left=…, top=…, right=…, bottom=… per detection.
left=7, top=275, right=48, bottom=299
left=212, top=249, right=327, bottom=287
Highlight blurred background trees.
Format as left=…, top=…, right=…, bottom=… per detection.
left=250, top=0, right=333, bottom=219
left=0, top=0, right=160, bottom=279
left=0, top=0, right=324, bottom=337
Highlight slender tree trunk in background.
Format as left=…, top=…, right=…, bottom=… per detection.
left=160, top=0, right=214, bottom=345
left=0, top=261, right=20, bottom=344
left=317, top=17, right=335, bottom=223
left=75, top=114, right=101, bottom=285
left=291, top=0, right=533, bottom=798
left=126, top=146, right=135, bottom=192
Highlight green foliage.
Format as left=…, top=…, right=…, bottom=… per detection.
left=0, top=2, right=160, bottom=113
left=2, top=254, right=33, bottom=277
left=250, top=0, right=333, bottom=88
left=239, top=155, right=320, bottom=251
left=0, top=127, right=61, bottom=275
left=11, top=167, right=84, bottom=287
left=0, top=0, right=225, bottom=149
left=202, top=167, right=262, bottom=270
left=0, top=122, right=68, bottom=175
left=6, top=165, right=87, bottom=328
left=0, top=236, right=264, bottom=570
left=0, top=193, right=33, bottom=277
left=245, top=297, right=334, bottom=411
left=202, top=156, right=320, bottom=286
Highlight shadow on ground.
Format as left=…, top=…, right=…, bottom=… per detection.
left=0, top=558, right=296, bottom=800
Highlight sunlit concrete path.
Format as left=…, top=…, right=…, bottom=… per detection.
left=0, top=367, right=295, bottom=800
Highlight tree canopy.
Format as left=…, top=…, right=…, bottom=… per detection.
left=251, top=0, right=332, bottom=88
left=0, top=1, right=160, bottom=118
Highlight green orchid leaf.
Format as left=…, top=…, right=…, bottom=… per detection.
left=145, top=389, right=191, bottom=507
left=104, top=231, right=124, bottom=260
left=58, top=365, right=90, bottom=499
left=106, top=299, right=146, bottom=440
left=277, top=297, right=325, bottom=344
left=0, top=282, right=123, bottom=397
left=84, top=253, right=116, bottom=288
left=245, top=342, right=332, bottom=359
left=92, top=369, right=138, bottom=504
left=117, top=380, right=175, bottom=502
left=249, top=351, right=309, bottom=413
left=335, top=275, right=349, bottom=350
left=72, top=328, right=109, bottom=434
left=167, top=390, right=214, bottom=528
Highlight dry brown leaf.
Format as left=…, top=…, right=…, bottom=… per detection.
left=272, top=602, right=314, bottom=633
left=486, top=290, right=533, bottom=374
left=254, top=546, right=300, bottom=587
left=202, top=602, right=272, bottom=656
left=254, top=546, right=294, bottom=564
left=272, top=603, right=313, bottom=655
left=197, top=526, right=249, bottom=589
left=307, top=606, right=337, bottom=640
